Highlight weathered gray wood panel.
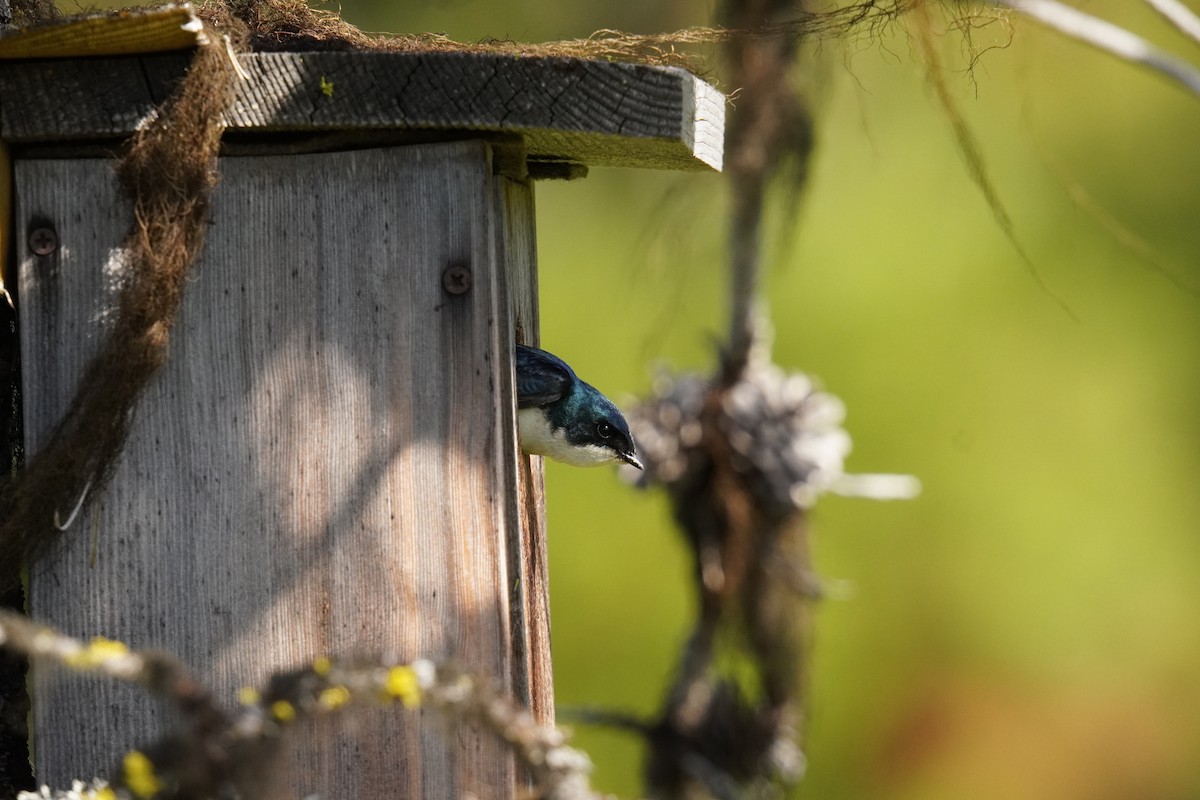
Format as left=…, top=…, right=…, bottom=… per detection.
left=0, top=50, right=724, bottom=171
left=493, top=179, right=554, bottom=727
left=18, top=141, right=542, bottom=797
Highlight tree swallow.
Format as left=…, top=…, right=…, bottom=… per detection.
left=516, top=344, right=643, bottom=470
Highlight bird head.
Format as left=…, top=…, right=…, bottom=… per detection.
left=564, top=384, right=643, bottom=470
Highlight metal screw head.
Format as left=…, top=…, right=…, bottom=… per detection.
left=442, top=264, right=472, bottom=295
left=28, top=227, right=58, bottom=256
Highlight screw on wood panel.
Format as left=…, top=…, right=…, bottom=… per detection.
left=28, top=227, right=58, bottom=256
left=442, top=265, right=472, bottom=295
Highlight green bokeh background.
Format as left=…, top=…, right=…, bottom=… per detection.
left=346, top=1, right=1200, bottom=797
left=263, top=0, right=1200, bottom=795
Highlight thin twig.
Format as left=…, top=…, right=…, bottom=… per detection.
left=991, top=0, right=1200, bottom=96
left=1143, top=0, right=1200, bottom=47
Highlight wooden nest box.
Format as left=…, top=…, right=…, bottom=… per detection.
left=0, top=5, right=723, bottom=798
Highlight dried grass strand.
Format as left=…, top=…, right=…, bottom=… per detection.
left=198, top=0, right=922, bottom=74
left=0, top=39, right=237, bottom=588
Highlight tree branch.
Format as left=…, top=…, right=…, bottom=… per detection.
left=1143, top=0, right=1200, bottom=47
left=990, top=0, right=1200, bottom=96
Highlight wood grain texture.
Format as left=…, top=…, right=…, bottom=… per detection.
left=0, top=6, right=203, bottom=59
left=18, top=141, right=541, bottom=797
left=0, top=50, right=724, bottom=171
left=493, top=179, right=554, bottom=727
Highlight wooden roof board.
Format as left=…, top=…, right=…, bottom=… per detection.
left=0, top=4, right=204, bottom=59
left=0, top=49, right=724, bottom=171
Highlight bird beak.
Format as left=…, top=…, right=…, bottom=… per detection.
left=620, top=451, right=644, bottom=471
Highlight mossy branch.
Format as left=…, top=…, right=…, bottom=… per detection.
left=0, top=612, right=596, bottom=800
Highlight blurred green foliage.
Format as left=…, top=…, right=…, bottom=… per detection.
left=325, top=0, right=1200, bottom=797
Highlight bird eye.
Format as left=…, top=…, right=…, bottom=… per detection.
left=596, top=421, right=614, bottom=439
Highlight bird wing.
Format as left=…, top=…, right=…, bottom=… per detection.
left=515, top=344, right=574, bottom=409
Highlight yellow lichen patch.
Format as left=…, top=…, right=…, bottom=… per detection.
left=67, top=637, right=130, bottom=669
left=237, top=686, right=261, bottom=706
left=312, top=655, right=332, bottom=676
left=271, top=699, right=297, bottom=722
left=384, top=665, right=421, bottom=708
left=95, top=788, right=118, bottom=800
left=318, top=685, right=352, bottom=710
left=121, top=750, right=162, bottom=799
